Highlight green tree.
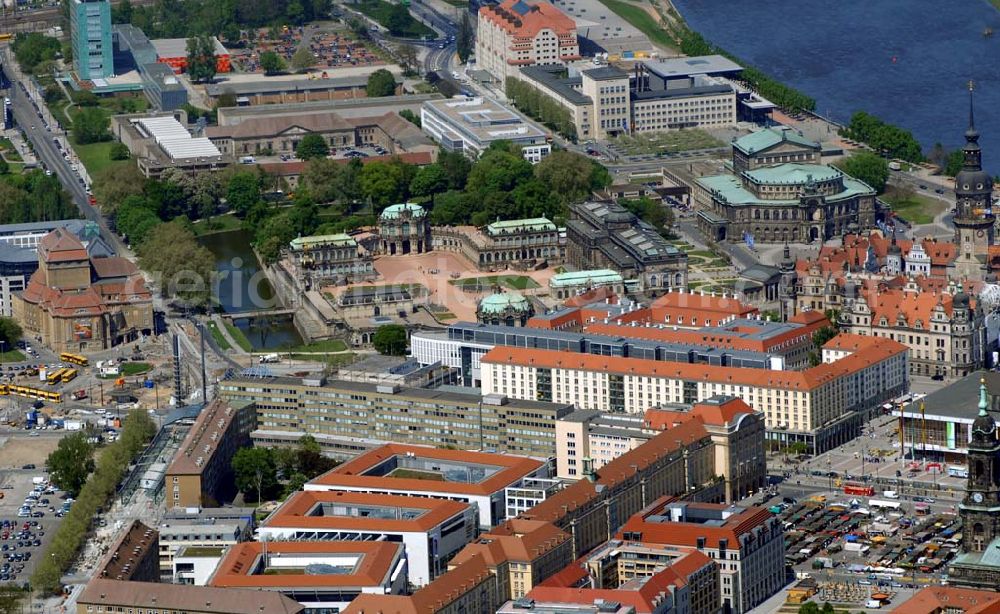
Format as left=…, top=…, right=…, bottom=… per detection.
left=841, top=111, right=924, bottom=162
left=456, top=12, right=473, bottom=63
left=185, top=34, right=217, bottom=83
left=399, top=109, right=421, bottom=127
left=216, top=89, right=238, bottom=109
left=840, top=151, right=889, bottom=193
left=295, top=134, right=330, bottom=160
left=0, top=159, right=8, bottom=175
left=945, top=149, right=965, bottom=177
left=438, top=150, right=472, bottom=189
left=137, top=221, right=216, bottom=307
left=395, top=43, right=419, bottom=75
left=11, top=33, right=60, bottom=74
left=359, top=160, right=409, bottom=208
left=409, top=163, right=448, bottom=197
left=227, top=171, right=263, bottom=217
left=46, top=433, right=94, bottom=496
left=366, top=68, right=397, bottom=97
left=109, top=142, right=131, bottom=160
left=231, top=447, right=278, bottom=503
left=384, top=3, right=413, bottom=36
left=259, top=50, right=285, bottom=75
left=808, top=326, right=839, bottom=366
left=0, top=318, right=21, bottom=347
left=72, top=107, right=111, bottom=145
left=296, top=434, right=336, bottom=477
left=291, top=46, right=317, bottom=72
left=93, top=163, right=147, bottom=216
left=534, top=150, right=610, bottom=204
left=429, top=190, right=473, bottom=225
left=305, top=157, right=359, bottom=204
left=466, top=144, right=533, bottom=195
left=373, top=324, right=408, bottom=355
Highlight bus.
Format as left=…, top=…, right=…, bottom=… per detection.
left=844, top=483, right=875, bottom=497
left=46, top=369, right=66, bottom=385
left=59, top=353, right=88, bottom=367
left=60, top=369, right=77, bottom=383
left=947, top=465, right=969, bottom=478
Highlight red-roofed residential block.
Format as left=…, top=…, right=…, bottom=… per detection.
left=615, top=496, right=784, bottom=613
left=476, top=0, right=580, bottom=82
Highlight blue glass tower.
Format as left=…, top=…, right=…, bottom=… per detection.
left=69, top=0, right=113, bottom=80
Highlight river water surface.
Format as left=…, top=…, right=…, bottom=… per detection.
left=672, top=0, right=1000, bottom=173
left=199, top=230, right=303, bottom=350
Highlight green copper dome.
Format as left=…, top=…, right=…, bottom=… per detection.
left=478, top=291, right=531, bottom=315
left=380, top=203, right=426, bottom=220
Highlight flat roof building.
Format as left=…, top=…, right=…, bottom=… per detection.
left=421, top=96, right=551, bottom=163
left=219, top=374, right=573, bottom=460
left=208, top=541, right=407, bottom=611
left=111, top=113, right=230, bottom=178
left=305, top=443, right=550, bottom=528
left=259, top=490, right=477, bottom=586
left=157, top=512, right=254, bottom=573
left=70, top=0, right=113, bottom=81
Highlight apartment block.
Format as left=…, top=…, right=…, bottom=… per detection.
left=219, top=374, right=573, bottom=459
left=164, top=399, right=256, bottom=508
left=481, top=333, right=909, bottom=453
left=476, top=0, right=580, bottom=84
left=616, top=498, right=785, bottom=614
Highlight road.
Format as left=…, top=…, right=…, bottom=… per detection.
left=5, top=71, right=125, bottom=256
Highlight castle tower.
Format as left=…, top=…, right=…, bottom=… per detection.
left=953, top=82, right=995, bottom=281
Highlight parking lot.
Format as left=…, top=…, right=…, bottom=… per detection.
left=0, top=470, right=70, bottom=586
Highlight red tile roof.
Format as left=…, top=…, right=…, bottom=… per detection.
left=309, top=443, right=544, bottom=497
left=449, top=519, right=570, bottom=568
left=482, top=335, right=908, bottom=391
left=890, top=586, right=1000, bottom=614
left=525, top=554, right=709, bottom=614
left=522, top=420, right=710, bottom=524
left=615, top=496, right=774, bottom=550
left=343, top=553, right=494, bottom=614
left=264, top=490, right=471, bottom=533
left=209, top=541, right=403, bottom=589
left=38, top=228, right=88, bottom=263
left=91, top=256, right=139, bottom=279
left=479, top=0, right=577, bottom=38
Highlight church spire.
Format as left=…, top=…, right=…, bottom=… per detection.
left=980, top=377, right=989, bottom=417
left=967, top=80, right=980, bottom=143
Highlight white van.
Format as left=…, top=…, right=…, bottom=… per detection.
left=240, top=156, right=256, bottom=164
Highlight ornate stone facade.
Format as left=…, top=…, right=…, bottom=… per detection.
left=378, top=203, right=431, bottom=255
left=566, top=201, right=687, bottom=292
left=432, top=218, right=565, bottom=271
left=287, top=233, right=374, bottom=290
left=476, top=291, right=534, bottom=326
left=695, top=127, right=876, bottom=244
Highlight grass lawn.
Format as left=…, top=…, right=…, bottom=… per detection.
left=355, top=0, right=435, bottom=38
left=440, top=0, right=468, bottom=5
left=594, top=0, right=677, bottom=50
left=224, top=321, right=253, bottom=352
left=687, top=250, right=715, bottom=259
left=121, top=362, right=151, bottom=376
left=206, top=321, right=231, bottom=350
left=0, top=138, right=22, bottom=162
left=449, top=275, right=540, bottom=291
left=0, top=350, right=25, bottom=363
left=435, top=312, right=457, bottom=320
left=191, top=214, right=245, bottom=237
left=884, top=193, right=947, bottom=225
left=282, top=339, right=348, bottom=353
left=75, top=141, right=128, bottom=176
left=611, top=129, right=724, bottom=155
